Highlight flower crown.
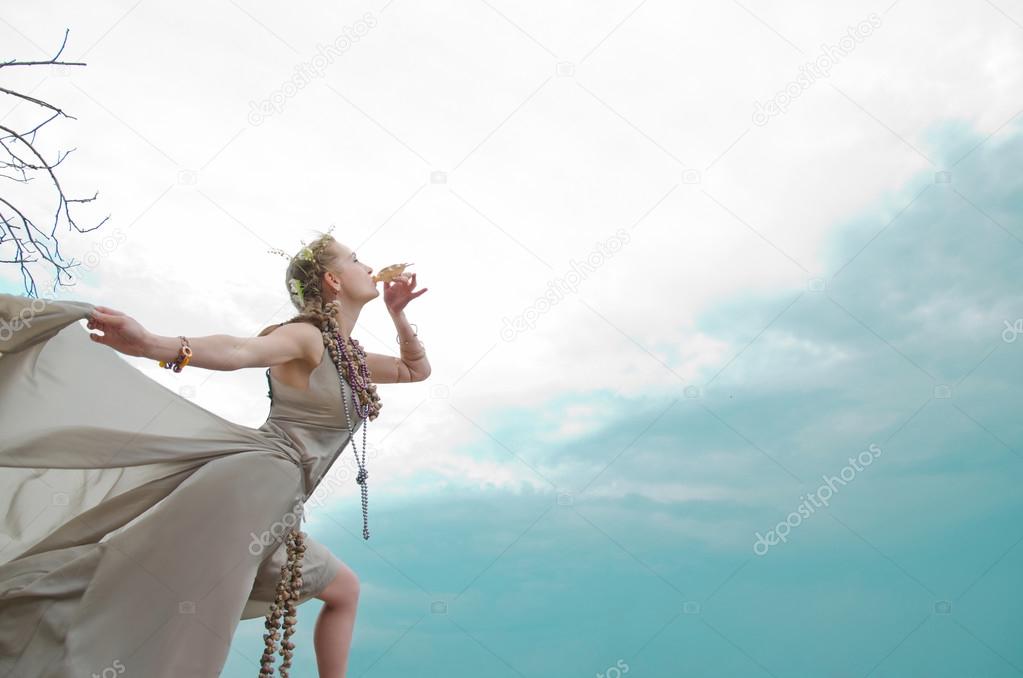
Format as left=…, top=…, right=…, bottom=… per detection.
left=267, top=224, right=336, bottom=308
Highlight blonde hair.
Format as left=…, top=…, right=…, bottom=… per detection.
left=259, top=230, right=381, bottom=419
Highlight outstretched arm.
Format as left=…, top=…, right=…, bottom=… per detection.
left=144, top=321, right=317, bottom=371
left=88, top=306, right=315, bottom=371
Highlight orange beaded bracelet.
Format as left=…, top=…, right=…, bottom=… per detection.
left=158, top=336, right=192, bottom=373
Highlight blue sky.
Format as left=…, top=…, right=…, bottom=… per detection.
left=221, top=121, right=1023, bottom=676
left=2, top=1, right=1022, bottom=676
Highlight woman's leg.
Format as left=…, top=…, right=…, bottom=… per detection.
left=313, top=561, right=360, bottom=677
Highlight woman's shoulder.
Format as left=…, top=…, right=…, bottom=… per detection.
left=259, top=321, right=325, bottom=366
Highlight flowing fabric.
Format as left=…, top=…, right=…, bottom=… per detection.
left=0, top=293, right=363, bottom=677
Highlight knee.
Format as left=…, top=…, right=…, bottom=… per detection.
left=319, top=562, right=360, bottom=609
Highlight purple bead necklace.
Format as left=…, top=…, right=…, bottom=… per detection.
left=333, top=330, right=373, bottom=540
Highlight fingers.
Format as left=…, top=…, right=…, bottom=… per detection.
left=91, top=310, right=123, bottom=324
left=95, top=306, right=125, bottom=315
left=88, top=310, right=122, bottom=332
left=382, top=273, right=423, bottom=296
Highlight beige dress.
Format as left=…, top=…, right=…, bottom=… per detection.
left=0, top=292, right=363, bottom=677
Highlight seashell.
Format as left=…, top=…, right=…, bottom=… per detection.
left=371, top=262, right=414, bottom=283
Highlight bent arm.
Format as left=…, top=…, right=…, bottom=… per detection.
left=363, top=309, right=431, bottom=384
left=143, top=323, right=312, bottom=372
left=364, top=349, right=429, bottom=383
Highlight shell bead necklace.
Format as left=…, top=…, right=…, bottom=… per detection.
left=260, top=328, right=382, bottom=676
left=259, top=526, right=305, bottom=677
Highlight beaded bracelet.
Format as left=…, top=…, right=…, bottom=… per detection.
left=158, top=336, right=193, bottom=373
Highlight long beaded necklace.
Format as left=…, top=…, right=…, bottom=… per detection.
left=330, top=329, right=380, bottom=540
left=259, top=527, right=304, bottom=677
left=260, top=328, right=382, bottom=677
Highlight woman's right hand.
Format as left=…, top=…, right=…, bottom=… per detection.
left=87, top=306, right=151, bottom=358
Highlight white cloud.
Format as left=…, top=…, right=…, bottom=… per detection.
left=2, top=0, right=1020, bottom=501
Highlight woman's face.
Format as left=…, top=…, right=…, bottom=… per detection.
left=326, top=242, right=379, bottom=301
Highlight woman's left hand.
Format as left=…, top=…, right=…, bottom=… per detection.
left=383, top=272, right=427, bottom=315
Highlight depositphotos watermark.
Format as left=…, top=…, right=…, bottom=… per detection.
left=17, top=227, right=127, bottom=277
left=90, top=658, right=124, bottom=678
left=595, top=658, right=630, bottom=678
left=499, top=227, right=632, bottom=341
left=90, top=659, right=126, bottom=678
left=247, top=12, right=377, bottom=125
left=0, top=242, right=126, bottom=340
left=0, top=291, right=61, bottom=343
left=1003, top=318, right=1023, bottom=342
left=248, top=499, right=304, bottom=556
left=752, top=13, right=882, bottom=127
left=306, top=439, right=387, bottom=510
left=753, top=443, right=882, bottom=556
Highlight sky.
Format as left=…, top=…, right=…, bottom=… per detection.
left=2, top=0, right=1022, bottom=676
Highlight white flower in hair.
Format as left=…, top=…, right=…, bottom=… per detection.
left=298, top=246, right=315, bottom=262
left=288, top=277, right=306, bottom=306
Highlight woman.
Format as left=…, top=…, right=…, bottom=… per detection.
left=0, top=232, right=429, bottom=677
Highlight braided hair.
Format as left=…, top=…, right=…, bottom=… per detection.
left=259, top=230, right=382, bottom=419
left=257, top=230, right=381, bottom=676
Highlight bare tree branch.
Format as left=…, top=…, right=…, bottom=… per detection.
left=0, top=28, right=109, bottom=298
left=0, top=27, right=85, bottom=69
